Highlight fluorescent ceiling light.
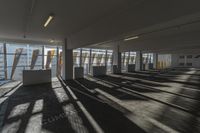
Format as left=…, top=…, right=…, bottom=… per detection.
left=124, top=36, right=139, bottom=41
left=44, top=14, right=54, bottom=28
left=50, top=39, right=54, bottom=43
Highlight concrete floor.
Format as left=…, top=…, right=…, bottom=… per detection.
left=0, top=68, right=200, bottom=133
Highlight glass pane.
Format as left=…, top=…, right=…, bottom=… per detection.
left=44, top=46, right=57, bottom=77
left=0, top=43, right=4, bottom=81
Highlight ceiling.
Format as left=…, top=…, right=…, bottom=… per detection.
left=0, top=0, right=136, bottom=44
left=1, top=0, right=200, bottom=53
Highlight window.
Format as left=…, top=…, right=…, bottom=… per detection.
left=158, top=54, right=171, bottom=69
left=179, top=63, right=184, bottom=66
left=129, top=52, right=136, bottom=64
left=187, top=55, right=192, bottom=58
left=0, top=43, right=4, bottom=80
left=106, top=50, right=113, bottom=72
left=121, top=52, right=129, bottom=71
left=143, top=53, right=153, bottom=64
left=186, top=63, right=192, bottom=66
left=0, top=43, right=61, bottom=81
left=73, top=49, right=81, bottom=67
left=72, top=48, right=113, bottom=75
left=82, top=48, right=90, bottom=74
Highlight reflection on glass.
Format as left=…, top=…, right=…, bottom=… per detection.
left=0, top=43, right=61, bottom=81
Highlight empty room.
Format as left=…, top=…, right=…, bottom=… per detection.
left=0, top=0, right=200, bottom=133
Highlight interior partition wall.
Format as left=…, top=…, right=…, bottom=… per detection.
left=0, top=42, right=62, bottom=81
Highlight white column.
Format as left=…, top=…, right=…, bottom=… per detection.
left=135, top=51, right=142, bottom=71
left=153, top=53, right=158, bottom=69
left=62, top=39, right=73, bottom=80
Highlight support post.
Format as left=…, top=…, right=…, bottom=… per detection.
left=3, top=43, right=7, bottom=80
left=135, top=51, right=142, bottom=71
left=89, top=49, right=92, bottom=73
left=113, top=44, right=121, bottom=73
left=153, top=53, right=158, bottom=69
left=56, top=46, right=59, bottom=76
left=42, top=45, right=44, bottom=69
left=62, top=39, right=73, bottom=80
left=105, top=50, right=108, bottom=69
left=80, top=48, right=82, bottom=67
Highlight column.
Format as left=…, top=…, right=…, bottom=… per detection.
left=105, top=50, right=108, bottom=68
left=62, top=39, right=73, bottom=80
left=80, top=48, right=82, bottom=67
left=113, top=45, right=121, bottom=73
left=56, top=46, right=59, bottom=76
left=88, top=49, right=92, bottom=73
left=42, top=46, right=45, bottom=69
left=153, top=53, right=158, bottom=69
left=135, top=51, right=142, bottom=71
left=3, top=43, right=7, bottom=80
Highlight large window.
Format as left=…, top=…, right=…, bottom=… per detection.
left=81, top=48, right=90, bottom=74
left=106, top=50, right=113, bottom=72
left=73, top=49, right=81, bottom=67
left=129, top=52, right=136, bottom=64
left=72, top=48, right=113, bottom=75
left=0, top=43, right=61, bottom=81
left=0, top=43, right=4, bottom=80
left=121, top=52, right=128, bottom=71
left=44, top=46, right=58, bottom=77
left=92, top=49, right=106, bottom=66
left=158, top=54, right=171, bottom=69
left=142, top=53, right=153, bottom=64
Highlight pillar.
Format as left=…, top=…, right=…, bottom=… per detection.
left=135, top=51, right=142, bottom=71
left=3, top=43, right=7, bottom=80
left=113, top=45, right=121, bottom=73
left=153, top=53, right=158, bottom=69
left=42, top=46, right=45, bottom=69
left=88, top=49, right=92, bottom=73
left=56, top=46, right=59, bottom=76
left=80, top=48, right=82, bottom=67
left=62, top=39, right=73, bottom=80
left=105, top=50, right=108, bottom=69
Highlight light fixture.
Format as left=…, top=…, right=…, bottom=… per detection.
left=50, top=39, right=55, bottom=43
left=124, top=36, right=139, bottom=41
left=44, top=13, right=54, bottom=28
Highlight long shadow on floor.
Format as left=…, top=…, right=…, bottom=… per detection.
left=1, top=80, right=95, bottom=133
left=94, top=75, right=200, bottom=113
left=65, top=79, right=146, bottom=133
left=148, top=71, right=200, bottom=133
left=101, top=75, right=168, bottom=88
left=91, top=75, right=161, bottom=93
left=120, top=72, right=200, bottom=87
left=76, top=77, right=154, bottom=98
left=92, top=71, right=200, bottom=132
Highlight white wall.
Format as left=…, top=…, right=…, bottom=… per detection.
left=171, top=54, right=200, bottom=68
